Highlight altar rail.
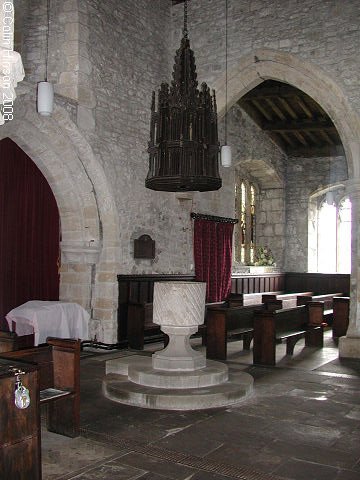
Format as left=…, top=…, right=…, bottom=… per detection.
left=117, top=272, right=350, bottom=342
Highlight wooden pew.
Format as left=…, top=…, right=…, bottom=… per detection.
left=226, top=292, right=282, bottom=307
left=296, top=292, right=343, bottom=325
left=262, top=291, right=313, bottom=309
left=332, top=296, right=350, bottom=339
left=206, top=304, right=264, bottom=360
left=0, top=357, right=41, bottom=479
left=253, top=302, right=324, bottom=366
left=0, top=337, right=80, bottom=438
left=127, top=301, right=224, bottom=350
left=127, top=302, right=163, bottom=349
left=0, top=330, right=35, bottom=353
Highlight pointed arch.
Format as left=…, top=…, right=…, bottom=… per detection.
left=0, top=86, right=121, bottom=342
left=214, top=48, right=360, bottom=178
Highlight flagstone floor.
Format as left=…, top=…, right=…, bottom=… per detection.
left=41, top=330, right=360, bottom=480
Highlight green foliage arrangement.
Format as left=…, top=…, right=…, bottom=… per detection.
left=254, top=246, right=276, bottom=266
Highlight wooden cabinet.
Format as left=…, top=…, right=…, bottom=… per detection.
left=0, top=358, right=41, bottom=479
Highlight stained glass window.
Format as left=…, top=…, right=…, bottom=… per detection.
left=235, top=179, right=256, bottom=264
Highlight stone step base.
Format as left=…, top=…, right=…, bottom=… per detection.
left=106, top=356, right=229, bottom=389
left=103, top=356, right=254, bottom=411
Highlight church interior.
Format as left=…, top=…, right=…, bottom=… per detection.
left=0, top=0, right=360, bottom=479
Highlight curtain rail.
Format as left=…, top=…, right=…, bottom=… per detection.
left=190, top=212, right=238, bottom=224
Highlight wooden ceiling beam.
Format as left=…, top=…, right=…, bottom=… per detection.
left=303, top=130, right=318, bottom=144
left=278, top=97, right=298, bottom=120
left=278, top=131, right=296, bottom=147
left=319, top=130, right=335, bottom=145
left=293, top=131, right=308, bottom=146
left=294, top=95, right=313, bottom=118
left=243, top=85, right=303, bottom=99
left=262, top=119, right=336, bottom=133
left=239, top=80, right=344, bottom=156
left=251, top=99, right=273, bottom=121
left=265, top=98, right=286, bottom=121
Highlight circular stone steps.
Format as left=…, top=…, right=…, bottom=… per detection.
left=102, top=355, right=254, bottom=411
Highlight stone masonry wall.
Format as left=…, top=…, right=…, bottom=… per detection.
left=225, top=104, right=286, bottom=269
left=13, top=0, right=360, bottom=342
left=82, top=0, right=199, bottom=275
left=171, top=0, right=360, bottom=114
left=79, top=0, right=286, bottom=276
left=172, top=0, right=359, bottom=271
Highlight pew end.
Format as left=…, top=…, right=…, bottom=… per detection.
left=0, top=337, right=81, bottom=438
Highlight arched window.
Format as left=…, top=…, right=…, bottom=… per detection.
left=316, top=194, right=351, bottom=273
left=235, top=179, right=256, bottom=264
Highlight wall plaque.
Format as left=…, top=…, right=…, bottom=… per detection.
left=134, top=234, right=155, bottom=259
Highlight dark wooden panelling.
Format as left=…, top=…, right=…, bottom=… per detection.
left=117, top=274, right=195, bottom=341
left=284, top=273, right=350, bottom=296
left=117, top=272, right=350, bottom=342
left=230, top=273, right=285, bottom=296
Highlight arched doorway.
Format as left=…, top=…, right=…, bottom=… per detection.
left=0, top=90, right=121, bottom=344
left=0, top=137, right=60, bottom=328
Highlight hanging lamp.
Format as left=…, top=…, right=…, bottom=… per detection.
left=221, top=0, right=232, bottom=167
left=146, top=0, right=221, bottom=192
left=37, top=0, right=53, bottom=116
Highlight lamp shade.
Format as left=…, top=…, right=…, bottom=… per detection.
left=37, top=81, right=54, bottom=116
left=221, top=145, right=232, bottom=167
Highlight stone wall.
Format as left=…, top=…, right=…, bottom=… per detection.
left=11, top=0, right=360, bottom=342
left=171, top=0, right=360, bottom=114
left=225, top=104, right=286, bottom=269
left=82, top=0, right=201, bottom=275
left=171, top=0, right=359, bottom=271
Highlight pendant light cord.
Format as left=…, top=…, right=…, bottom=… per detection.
left=224, top=0, right=228, bottom=144
left=45, top=0, right=50, bottom=81
left=183, top=0, right=188, bottom=38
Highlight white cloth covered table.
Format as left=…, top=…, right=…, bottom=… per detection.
left=6, top=301, right=90, bottom=345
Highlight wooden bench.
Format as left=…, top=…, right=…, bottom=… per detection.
left=0, top=337, right=80, bottom=438
left=296, top=292, right=343, bottom=325
left=253, top=302, right=324, bottom=366
left=127, top=301, right=224, bottom=350
left=0, top=357, right=41, bottom=479
left=127, top=302, right=163, bottom=349
left=0, top=330, right=34, bottom=353
left=226, top=292, right=282, bottom=307
left=205, top=303, right=265, bottom=360
left=262, top=291, right=313, bottom=309
left=332, top=296, right=350, bottom=339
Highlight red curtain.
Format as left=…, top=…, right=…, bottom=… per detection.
left=193, top=218, right=234, bottom=303
left=0, top=138, right=60, bottom=329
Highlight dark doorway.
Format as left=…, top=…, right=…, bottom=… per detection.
left=0, top=138, right=60, bottom=329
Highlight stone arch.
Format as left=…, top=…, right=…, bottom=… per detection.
left=214, top=48, right=360, bottom=179
left=1, top=84, right=120, bottom=342
left=236, top=157, right=283, bottom=189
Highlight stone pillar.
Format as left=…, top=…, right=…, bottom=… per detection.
left=339, top=179, right=360, bottom=358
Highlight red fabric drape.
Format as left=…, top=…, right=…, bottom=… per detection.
left=0, top=138, right=60, bottom=329
left=193, top=218, right=234, bottom=303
